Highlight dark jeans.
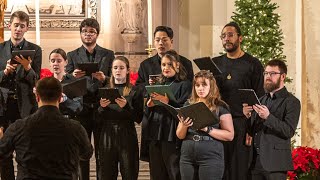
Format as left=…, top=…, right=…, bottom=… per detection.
left=180, top=139, right=224, bottom=180
left=149, top=141, right=181, bottom=180
left=223, top=117, right=250, bottom=180
left=0, top=98, right=21, bottom=180
left=77, top=105, right=100, bottom=180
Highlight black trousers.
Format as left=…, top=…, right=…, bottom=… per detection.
left=248, top=155, right=287, bottom=180
left=0, top=98, right=21, bottom=180
left=76, top=105, right=100, bottom=180
left=98, top=124, right=139, bottom=180
left=149, top=141, right=181, bottom=180
left=223, top=117, right=250, bottom=180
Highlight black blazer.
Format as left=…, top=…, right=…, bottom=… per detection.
left=0, top=39, right=42, bottom=118
left=248, top=87, right=301, bottom=172
left=66, top=45, right=114, bottom=103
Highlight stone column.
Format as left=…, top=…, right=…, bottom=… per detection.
left=0, top=0, right=7, bottom=42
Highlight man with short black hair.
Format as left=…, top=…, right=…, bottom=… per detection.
left=212, top=22, right=265, bottom=180
left=243, top=59, right=300, bottom=180
left=0, top=77, right=93, bottom=179
left=0, top=10, right=42, bottom=180
left=66, top=18, right=114, bottom=180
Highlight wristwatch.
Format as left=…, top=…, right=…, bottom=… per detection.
left=206, top=126, right=212, bottom=134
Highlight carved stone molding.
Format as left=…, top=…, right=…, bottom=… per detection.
left=4, top=0, right=97, bottom=29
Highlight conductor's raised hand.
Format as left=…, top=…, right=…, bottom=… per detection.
left=150, top=92, right=169, bottom=104
left=72, top=69, right=86, bottom=78
left=15, top=55, right=32, bottom=71
left=115, top=96, right=127, bottom=108
left=100, top=98, right=111, bottom=107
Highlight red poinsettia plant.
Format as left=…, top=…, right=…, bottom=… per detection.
left=130, top=71, right=138, bottom=85
left=287, top=146, right=320, bottom=180
left=40, top=68, right=53, bottom=79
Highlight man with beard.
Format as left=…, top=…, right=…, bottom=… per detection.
left=212, top=22, right=265, bottom=180
left=0, top=11, right=42, bottom=180
left=66, top=18, right=114, bottom=180
left=243, top=59, right=300, bottom=180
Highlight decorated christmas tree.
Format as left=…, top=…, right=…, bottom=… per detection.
left=231, top=0, right=286, bottom=67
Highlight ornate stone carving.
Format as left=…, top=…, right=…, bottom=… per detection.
left=3, top=0, right=97, bottom=29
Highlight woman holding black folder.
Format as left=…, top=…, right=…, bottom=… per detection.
left=97, top=56, right=144, bottom=180
left=176, top=70, right=234, bottom=180
left=49, top=48, right=83, bottom=118
left=143, top=50, right=192, bottom=180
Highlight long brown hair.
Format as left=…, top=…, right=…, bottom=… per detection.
left=109, top=56, right=132, bottom=96
left=189, top=70, right=227, bottom=112
left=158, top=50, right=187, bottom=83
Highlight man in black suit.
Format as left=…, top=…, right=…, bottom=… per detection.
left=243, top=59, right=300, bottom=180
left=66, top=18, right=114, bottom=180
left=0, top=11, right=42, bottom=180
left=136, top=26, right=194, bottom=87
left=0, top=77, right=93, bottom=179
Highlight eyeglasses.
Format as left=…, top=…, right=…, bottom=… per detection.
left=220, top=32, right=239, bottom=40
left=263, top=71, right=282, bottom=77
left=81, top=30, right=97, bottom=35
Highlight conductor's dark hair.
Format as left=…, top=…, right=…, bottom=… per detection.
left=223, top=22, right=242, bottom=36
left=80, top=18, right=100, bottom=35
left=10, top=11, right=30, bottom=27
left=266, top=59, right=287, bottom=74
left=154, top=26, right=174, bottom=39
left=36, top=77, right=62, bottom=103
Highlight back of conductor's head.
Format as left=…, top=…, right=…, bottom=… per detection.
left=35, top=77, right=62, bottom=105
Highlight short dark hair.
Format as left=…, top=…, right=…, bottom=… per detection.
left=266, top=59, right=287, bottom=74
left=159, top=50, right=187, bottom=82
left=49, top=48, right=67, bottom=61
left=154, top=26, right=173, bottom=39
left=10, top=11, right=30, bottom=27
left=80, top=18, right=100, bottom=35
left=36, top=77, right=62, bottom=103
left=223, top=22, right=242, bottom=35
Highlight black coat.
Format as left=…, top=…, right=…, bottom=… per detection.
left=0, top=39, right=42, bottom=118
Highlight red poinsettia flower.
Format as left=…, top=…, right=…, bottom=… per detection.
left=288, top=146, right=320, bottom=179
left=40, top=68, right=53, bottom=79
left=130, top=71, right=138, bottom=85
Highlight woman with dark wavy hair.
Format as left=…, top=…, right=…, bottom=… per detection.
left=176, top=70, right=234, bottom=180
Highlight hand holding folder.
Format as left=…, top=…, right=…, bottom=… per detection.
left=238, top=89, right=261, bottom=106
left=145, top=84, right=176, bottom=105
left=159, top=101, right=220, bottom=130
left=98, top=88, right=121, bottom=104
left=193, top=57, right=222, bottom=75
left=77, top=62, right=99, bottom=76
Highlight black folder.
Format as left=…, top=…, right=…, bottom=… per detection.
left=159, top=101, right=220, bottom=130
left=62, top=78, right=87, bottom=98
left=11, top=50, right=36, bottom=64
left=98, top=88, right=122, bottom=104
left=145, top=84, right=176, bottom=105
left=77, top=62, right=99, bottom=76
left=193, top=57, right=222, bottom=75
left=238, top=89, right=261, bottom=106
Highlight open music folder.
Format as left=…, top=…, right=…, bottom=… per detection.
left=145, top=84, right=177, bottom=105
left=98, top=88, right=122, bottom=104
left=193, top=56, right=222, bottom=75
left=238, top=89, right=261, bottom=106
left=62, top=78, right=87, bottom=98
left=159, top=101, right=220, bottom=130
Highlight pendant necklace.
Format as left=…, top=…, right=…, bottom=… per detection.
left=227, top=51, right=243, bottom=80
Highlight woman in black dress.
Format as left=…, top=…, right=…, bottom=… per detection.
left=49, top=48, right=83, bottom=118
left=97, top=56, right=143, bottom=180
left=143, top=50, right=192, bottom=180
left=176, top=70, right=234, bottom=180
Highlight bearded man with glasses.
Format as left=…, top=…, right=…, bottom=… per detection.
left=243, top=59, right=300, bottom=180
left=212, top=22, right=265, bottom=180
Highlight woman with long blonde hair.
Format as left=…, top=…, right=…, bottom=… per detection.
left=176, top=70, right=234, bottom=180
